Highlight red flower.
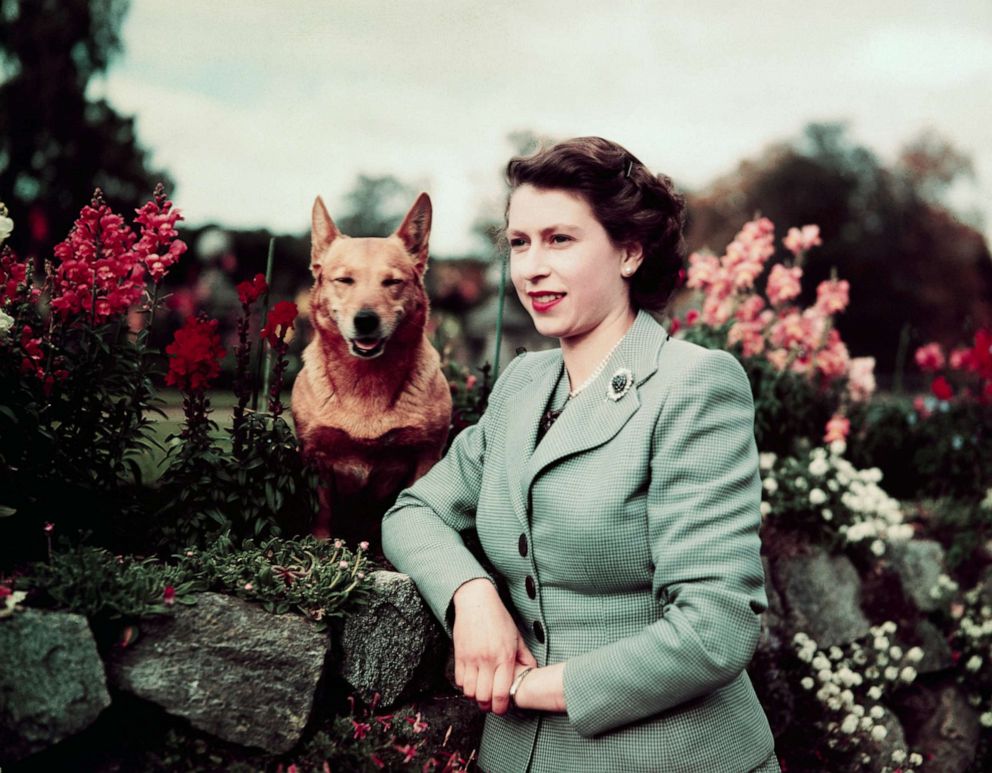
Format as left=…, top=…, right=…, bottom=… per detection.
left=165, top=316, right=226, bottom=392
left=261, top=301, right=298, bottom=346
left=968, top=329, right=992, bottom=379
left=43, top=521, right=54, bottom=535
left=668, top=317, right=681, bottom=334
left=931, top=375, right=954, bottom=401
left=685, top=309, right=699, bottom=326
left=351, top=720, right=371, bottom=740
left=0, top=585, right=12, bottom=599
left=163, top=585, right=176, bottom=606
left=236, top=273, right=268, bottom=305
left=394, top=743, right=417, bottom=763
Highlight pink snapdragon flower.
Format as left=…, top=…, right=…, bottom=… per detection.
left=766, top=264, right=803, bottom=306
left=824, top=414, right=850, bottom=443
left=847, top=357, right=877, bottom=402
left=783, top=224, right=822, bottom=256
left=913, top=342, right=945, bottom=372
left=814, top=279, right=850, bottom=315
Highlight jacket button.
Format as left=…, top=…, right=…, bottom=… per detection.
left=533, top=620, right=545, bottom=643
left=525, top=575, right=536, bottom=599
left=518, top=534, right=528, bottom=557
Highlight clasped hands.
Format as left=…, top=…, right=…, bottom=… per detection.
left=452, top=578, right=566, bottom=715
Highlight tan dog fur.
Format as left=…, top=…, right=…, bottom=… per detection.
left=292, top=193, right=452, bottom=544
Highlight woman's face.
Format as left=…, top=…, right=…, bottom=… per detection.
left=507, top=184, right=641, bottom=344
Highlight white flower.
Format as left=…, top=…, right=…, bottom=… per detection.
left=812, top=654, right=831, bottom=671
left=899, top=666, right=917, bottom=683
left=801, top=676, right=815, bottom=690
left=982, top=488, right=992, bottom=511
left=860, top=715, right=874, bottom=731
left=981, top=711, right=992, bottom=728
left=818, top=669, right=832, bottom=683
left=884, top=666, right=899, bottom=680
left=966, top=655, right=983, bottom=672
left=870, top=705, right=885, bottom=719
left=909, top=752, right=923, bottom=765
left=794, top=476, right=808, bottom=490
left=827, top=479, right=839, bottom=492
left=889, top=645, right=903, bottom=660
left=891, top=749, right=906, bottom=763
left=830, top=439, right=847, bottom=456
left=809, top=457, right=830, bottom=477
left=0, top=309, right=14, bottom=339
left=906, top=646, right=924, bottom=663
left=822, top=508, right=833, bottom=521
left=870, top=539, right=886, bottom=556
left=760, top=501, right=772, bottom=517
left=852, top=704, right=865, bottom=717
left=882, top=621, right=897, bottom=634
left=759, top=452, right=777, bottom=471
left=763, top=477, right=778, bottom=494
left=829, top=646, right=844, bottom=661
left=871, top=724, right=888, bottom=741
left=0, top=213, right=13, bottom=242
left=828, top=696, right=842, bottom=710
left=809, top=488, right=828, bottom=505
left=874, top=636, right=889, bottom=651
left=841, top=714, right=858, bottom=734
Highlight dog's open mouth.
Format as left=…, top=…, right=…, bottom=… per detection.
left=349, top=337, right=387, bottom=358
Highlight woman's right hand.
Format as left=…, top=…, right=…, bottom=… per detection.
left=452, top=578, right=537, bottom=715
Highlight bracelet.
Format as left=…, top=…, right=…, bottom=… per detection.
left=508, top=667, right=534, bottom=709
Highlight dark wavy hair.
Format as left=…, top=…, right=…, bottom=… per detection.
left=504, top=136, right=687, bottom=313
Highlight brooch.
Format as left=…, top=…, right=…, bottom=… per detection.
left=607, top=368, right=634, bottom=401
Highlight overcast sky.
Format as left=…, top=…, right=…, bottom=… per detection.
left=89, top=0, right=992, bottom=256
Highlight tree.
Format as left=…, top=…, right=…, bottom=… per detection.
left=0, top=0, right=171, bottom=257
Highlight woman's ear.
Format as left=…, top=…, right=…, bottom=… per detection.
left=621, top=243, right=644, bottom=277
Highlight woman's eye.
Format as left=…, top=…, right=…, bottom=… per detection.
left=334, top=277, right=355, bottom=285
left=551, top=234, right=572, bottom=244
left=509, top=238, right=526, bottom=248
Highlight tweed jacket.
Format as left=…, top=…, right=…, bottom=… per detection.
left=381, top=309, right=777, bottom=773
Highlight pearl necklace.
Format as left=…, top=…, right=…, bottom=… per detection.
left=567, top=330, right=629, bottom=399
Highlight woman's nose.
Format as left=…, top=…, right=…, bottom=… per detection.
left=517, top=244, right=551, bottom=281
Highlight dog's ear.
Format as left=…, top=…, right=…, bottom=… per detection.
left=311, top=196, right=340, bottom=275
left=394, top=192, right=432, bottom=273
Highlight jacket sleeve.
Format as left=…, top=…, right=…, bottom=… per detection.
left=381, top=354, right=524, bottom=637
left=561, top=348, right=768, bottom=737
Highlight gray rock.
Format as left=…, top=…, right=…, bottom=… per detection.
left=914, top=619, right=954, bottom=674
left=887, top=540, right=947, bottom=613
left=340, top=570, right=447, bottom=706
left=0, top=608, right=111, bottom=764
left=751, top=556, right=794, bottom=738
left=862, top=708, right=907, bottom=773
left=897, top=680, right=980, bottom=773
left=106, top=592, right=329, bottom=754
left=772, top=545, right=871, bottom=648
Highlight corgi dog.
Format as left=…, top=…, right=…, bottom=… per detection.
left=291, top=193, right=452, bottom=548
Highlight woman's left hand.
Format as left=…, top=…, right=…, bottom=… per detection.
left=512, top=661, right=567, bottom=713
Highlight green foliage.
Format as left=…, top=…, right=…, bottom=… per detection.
left=444, top=360, right=492, bottom=439
left=924, top=496, right=992, bottom=574
left=154, top=412, right=319, bottom=553
left=847, top=395, right=992, bottom=501
left=174, top=533, right=370, bottom=628
left=16, top=540, right=196, bottom=621
left=0, top=303, right=165, bottom=565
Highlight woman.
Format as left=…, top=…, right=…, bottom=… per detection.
left=382, top=137, right=779, bottom=773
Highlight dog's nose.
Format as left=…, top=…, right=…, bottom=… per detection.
left=353, top=309, right=381, bottom=335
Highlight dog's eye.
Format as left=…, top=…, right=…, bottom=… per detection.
left=382, top=278, right=403, bottom=287
left=333, top=277, right=355, bottom=285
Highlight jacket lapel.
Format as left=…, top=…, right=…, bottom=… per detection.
left=508, top=310, right=670, bottom=525
left=504, top=353, right=561, bottom=530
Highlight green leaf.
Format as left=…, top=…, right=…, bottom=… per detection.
left=0, top=505, right=17, bottom=517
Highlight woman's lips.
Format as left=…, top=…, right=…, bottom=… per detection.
left=529, top=292, right=565, bottom=313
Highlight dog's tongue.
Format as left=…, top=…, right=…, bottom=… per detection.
left=354, top=339, right=380, bottom=351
